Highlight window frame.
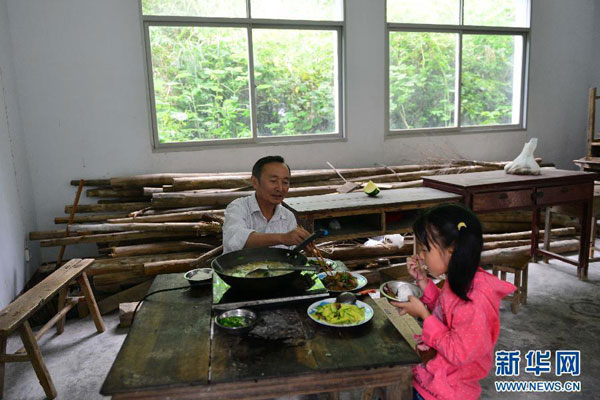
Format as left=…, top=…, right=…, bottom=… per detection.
left=140, top=5, right=346, bottom=150
left=385, top=1, right=531, bottom=137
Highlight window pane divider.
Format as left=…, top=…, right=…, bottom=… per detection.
left=387, top=23, right=529, bottom=34
left=247, top=27, right=258, bottom=141
left=143, top=15, right=343, bottom=28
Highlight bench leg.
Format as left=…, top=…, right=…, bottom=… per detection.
left=56, top=287, right=68, bottom=335
left=19, top=321, right=57, bottom=399
left=511, top=269, right=521, bottom=314
left=521, top=264, right=528, bottom=305
left=0, top=335, right=6, bottom=399
left=77, top=272, right=105, bottom=333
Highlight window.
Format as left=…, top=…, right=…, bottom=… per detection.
left=141, top=0, right=344, bottom=148
left=387, top=0, right=530, bottom=134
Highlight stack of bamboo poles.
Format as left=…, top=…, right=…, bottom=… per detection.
left=28, top=159, right=581, bottom=313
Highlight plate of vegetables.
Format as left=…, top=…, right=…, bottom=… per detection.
left=317, top=271, right=367, bottom=293
left=307, top=298, right=374, bottom=328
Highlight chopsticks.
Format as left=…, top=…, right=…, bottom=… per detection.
left=310, top=247, right=335, bottom=274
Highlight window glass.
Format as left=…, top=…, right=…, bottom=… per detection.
left=251, top=0, right=343, bottom=21
left=389, top=32, right=457, bottom=129
left=149, top=26, right=251, bottom=142
left=463, top=0, right=529, bottom=27
left=387, top=0, right=459, bottom=25
left=461, top=34, right=523, bottom=126
left=253, top=29, right=338, bottom=136
left=142, top=0, right=246, bottom=18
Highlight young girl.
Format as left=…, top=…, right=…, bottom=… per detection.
left=391, top=204, right=516, bottom=400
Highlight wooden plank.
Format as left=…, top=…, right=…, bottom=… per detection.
left=285, top=187, right=461, bottom=214
left=54, top=213, right=130, bottom=224
left=65, top=202, right=149, bottom=214
left=0, top=259, right=94, bottom=334
left=68, top=222, right=221, bottom=234
left=97, top=280, right=153, bottom=315
left=40, top=231, right=199, bottom=247
left=87, top=252, right=201, bottom=276
left=373, top=298, right=422, bottom=351
left=101, top=274, right=212, bottom=395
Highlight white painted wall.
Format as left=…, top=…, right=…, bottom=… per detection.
left=2, top=0, right=599, bottom=268
left=0, top=0, right=37, bottom=307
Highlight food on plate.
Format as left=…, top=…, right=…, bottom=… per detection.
left=229, top=261, right=293, bottom=278
left=218, top=316, right=250, bottom=328
left=313, top=302, right=365, bottom=325
left=363, top=180, right=380, bottom=197
left=322, top=272, right=358, bottom=291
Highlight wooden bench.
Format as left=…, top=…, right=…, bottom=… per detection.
left=0, top=258, right=105, bottom=399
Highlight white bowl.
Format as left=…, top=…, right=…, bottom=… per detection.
left=380, top=280, right=423, bottom=302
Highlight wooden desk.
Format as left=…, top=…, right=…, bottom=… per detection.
left=423, top=168, right=597, bottom=279
left=101, top=274, right=419, bottom=399
left=284, top=187, right=462, bottom=241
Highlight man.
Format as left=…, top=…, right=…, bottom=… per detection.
left=222, top=155, right=311, bottom=254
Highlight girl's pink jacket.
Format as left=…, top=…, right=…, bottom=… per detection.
left=413, top=268, right=516, bottom=400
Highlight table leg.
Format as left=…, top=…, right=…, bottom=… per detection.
left=531, top=207, right=540, bottom=262
left=543, top=208, right=551, bottom=263
left=579, top=199, right=593, bottom=280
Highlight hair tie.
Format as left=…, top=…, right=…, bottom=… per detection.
left=457, top=222, right=467, bottom=231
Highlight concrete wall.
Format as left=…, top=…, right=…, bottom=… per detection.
left=0, top=0, right=37, bottom=307
left=3, top=0, right=599, bottom=265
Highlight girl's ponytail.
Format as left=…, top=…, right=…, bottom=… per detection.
left=447, top=212, right=482, bottom=301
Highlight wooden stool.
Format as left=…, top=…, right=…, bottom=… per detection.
left=493, top=262, right=529, bottom=314
left=0, top=259, right=104, bottom=399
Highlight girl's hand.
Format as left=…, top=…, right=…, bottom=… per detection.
left=407, top=255, right=428, bottom=290
left=390, top=296, right=431, bottom=320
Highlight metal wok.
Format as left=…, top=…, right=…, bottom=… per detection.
left=212, top=230, right=327, bottom=293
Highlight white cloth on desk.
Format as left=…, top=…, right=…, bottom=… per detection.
left=222, top=193, right=297, bottom=254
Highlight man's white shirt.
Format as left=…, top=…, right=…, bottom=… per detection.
left=222, top=194, right=297, bottom=254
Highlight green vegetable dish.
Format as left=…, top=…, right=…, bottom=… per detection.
left=218, top=316, right=249, bottom=328
left=313, top=303, right=365, bottom=325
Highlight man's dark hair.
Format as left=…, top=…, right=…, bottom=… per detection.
left=252, top=155, right=290, bottom=179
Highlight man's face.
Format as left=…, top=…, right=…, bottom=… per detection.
left=252, top=162, right=290, bottom=207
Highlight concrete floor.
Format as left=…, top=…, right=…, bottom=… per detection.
left=3, top=257, right=599, bottom=400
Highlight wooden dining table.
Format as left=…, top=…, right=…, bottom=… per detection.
left=101, top=273, right=420, bottom=399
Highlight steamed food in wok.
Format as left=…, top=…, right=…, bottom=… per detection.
left=313, top=302, right=365, bottom=325
left=229, top=261, right=294, bottom=278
